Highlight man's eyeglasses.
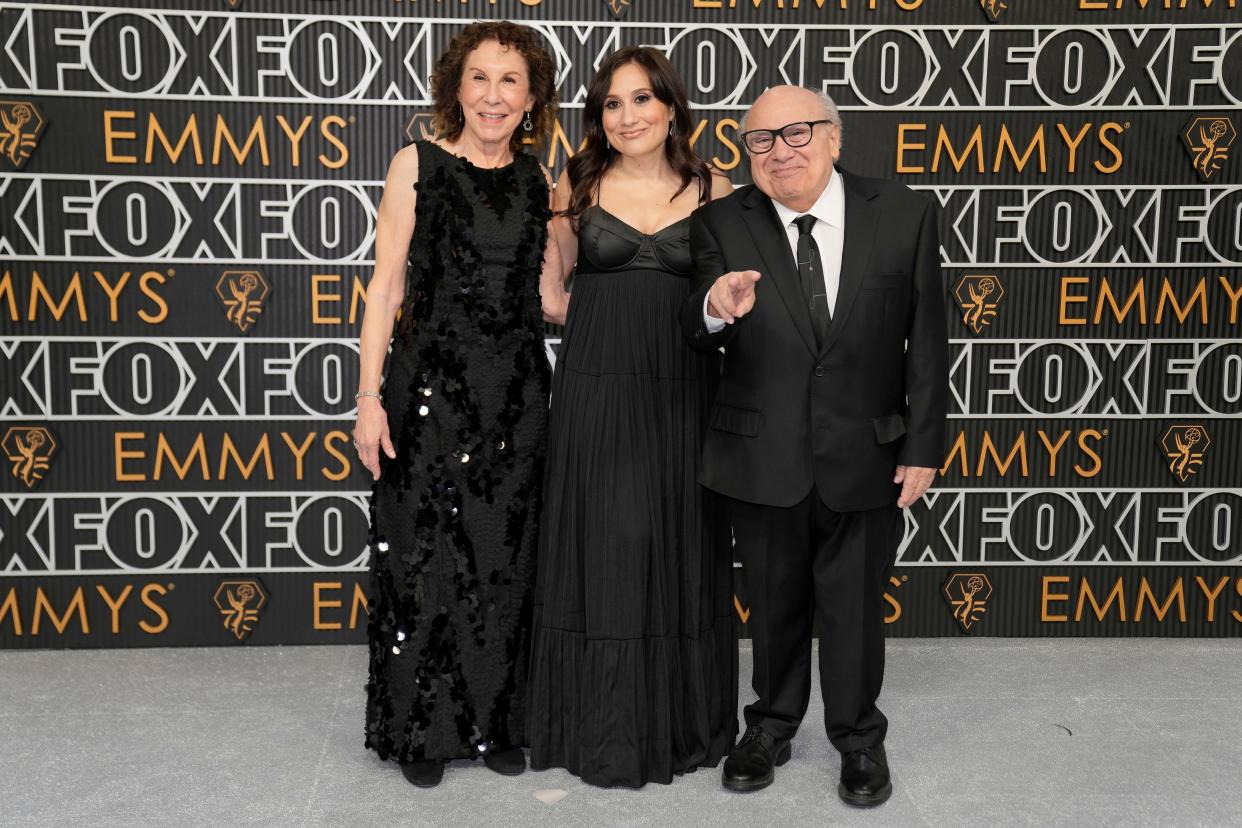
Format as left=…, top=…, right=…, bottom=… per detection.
left=740, top=120, right=833, bottom=154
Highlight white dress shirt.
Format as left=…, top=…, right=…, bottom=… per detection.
left=704, top=170, right=846, bottom=331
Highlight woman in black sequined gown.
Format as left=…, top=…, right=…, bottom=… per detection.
left=351, top=23, right=566, bottom=788
left=527, top=47, right=739, bottom=788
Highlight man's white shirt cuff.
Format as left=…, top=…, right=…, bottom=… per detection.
left=702, top=293, right=727, bottom=333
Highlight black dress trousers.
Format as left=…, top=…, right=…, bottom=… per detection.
left=728, top=488, right=902, bottom=754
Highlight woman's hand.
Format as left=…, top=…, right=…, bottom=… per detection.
left=352, top=397, right=395, bottom=481
left=541, top=230, right=569, bottom=325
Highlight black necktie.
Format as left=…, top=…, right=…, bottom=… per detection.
left=794, top=214, right=830, bottom=347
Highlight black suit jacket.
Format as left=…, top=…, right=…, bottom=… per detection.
left=680, top=168, right=949, bottom=512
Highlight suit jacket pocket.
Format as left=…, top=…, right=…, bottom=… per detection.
left=864, top=273, right=909, bottom=290
left=711, top=403, right=763, bottom=437
left=872, top=413, right=906, bottom=444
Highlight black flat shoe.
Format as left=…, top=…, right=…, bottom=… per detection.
left=837, top=744, right=892, bottom=807
left=482, top=747, right=526, bottom=776
left=400, top=758, right=446, bottom=788
left=722, top=725, right=791, bottom=792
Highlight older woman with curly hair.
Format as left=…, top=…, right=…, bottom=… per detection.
left=351, top=20, right=566, bottom=789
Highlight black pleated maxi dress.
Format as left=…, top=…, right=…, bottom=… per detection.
left=527, top=205, right=738, bottom=788
left=365, top=141, right=550, bottom=764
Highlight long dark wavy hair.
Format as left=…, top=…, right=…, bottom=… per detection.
left=429, top=21, right=558, bottom=153
left=562, top=46, right=710, bottom=227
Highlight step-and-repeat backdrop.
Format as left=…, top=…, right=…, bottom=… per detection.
left=1, top=0, right=1239, bottom=647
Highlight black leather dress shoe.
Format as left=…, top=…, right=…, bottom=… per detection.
left=838, top=744, right=892, bottom=806
left=482, top=747, right=526, bottom=776
left=722, top=726, right=792, bottom=792
left=400, top=758, right=446, bottom=788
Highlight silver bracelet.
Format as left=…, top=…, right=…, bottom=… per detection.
left=354, top=391, right=383, bottom=402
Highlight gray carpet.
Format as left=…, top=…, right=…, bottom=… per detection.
left=0, top=640, right=1237, bottom=827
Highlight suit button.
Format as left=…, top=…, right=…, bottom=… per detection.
left=814, top=365, right=826, bottom=377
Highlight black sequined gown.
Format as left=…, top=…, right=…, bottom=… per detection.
left=527, top=206, right=738, bottom=788
left=365, top=141, right=550, bottom=764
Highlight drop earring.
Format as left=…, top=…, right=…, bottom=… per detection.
left=523, top=110, right=533, bottom=132
left=668, top=121, right=673, bottom=136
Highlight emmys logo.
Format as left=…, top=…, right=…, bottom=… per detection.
left=1181, top=116, right=1235, bottom=183
left=1160, top=424, right=1211, bottom=483
left=215, top=270, right=270, bottom=332
left=606, top=0, right=633, bottom=18
left=943, top=573, right=992, bottom=632
left=979, top=0, right=1008, bottom=21
left=2, top=426, right=57, bottom=489
left=954, top=274, right=1004, bottom=334
left=213, top=580, right=268, bottom=640
left=403, top=113, right=437, bottom=143
left=0, top=100, right=46, bottom=170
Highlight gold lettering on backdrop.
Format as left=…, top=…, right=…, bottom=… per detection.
left=351, top=583, right=369, bottom=629
left=1041, top=575, right=1071, bottom=622
left=1195, top=576, right=1230, bottom=623
left=1079, top=0, right=1236, bottom=10
left=1058, top=275, right=1240, bottom=328
left=1135, top=577, right=1187, bottom=624
left=104, top=110, right=350, bottom=169
left=0, top=584, right=173, bottom=638
left=320, top=115, right=350, bottom=169
left=312, top=582, right=371, bottom=632
left=139, top=272, right=170, bottom=324
left=28, top=272, right=86, bottom=321
left=32, top=588, right=90, bottom=635
left=113, top=431, right=356, bottom=481
left=691, top=0, right=925, bottom=9
left=314, top=582, right=344, bottom=630
left=95, top=585, right=135, bottom=635
left=941, top=429, right=1105, bottom=479
left=148, top=114, right=204, bottom=164
left=0, top=589, right=22, bottom=636
left=312, top=273, right=374, bottom=325
left=1075, top=578, right=1126, bottom=622
left=883, top=577, right=903, bottom=624
left=1043, top=577, right=1242, bottom=627
left=139, top=584, right=170, bottom=634
left=896, top=122, right=1124, bottom=174
left=154, top=434, right=210, bottom=482
left=104, top=110, right=138, bottom=164
left=0, top=269, right=170, bottom=324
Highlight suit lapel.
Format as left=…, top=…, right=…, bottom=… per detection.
left=819, top=169, right=879, bottom=355
left=739, top=186, right=817, bottom=355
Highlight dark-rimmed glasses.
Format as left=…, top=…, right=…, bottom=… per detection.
left=740, top=120, right=833, bottom=154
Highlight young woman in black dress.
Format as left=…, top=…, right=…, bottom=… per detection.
left=527, top=46, right=738, bottom=788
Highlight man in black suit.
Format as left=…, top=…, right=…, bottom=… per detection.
left=681, top=86, right=948, bottom=806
